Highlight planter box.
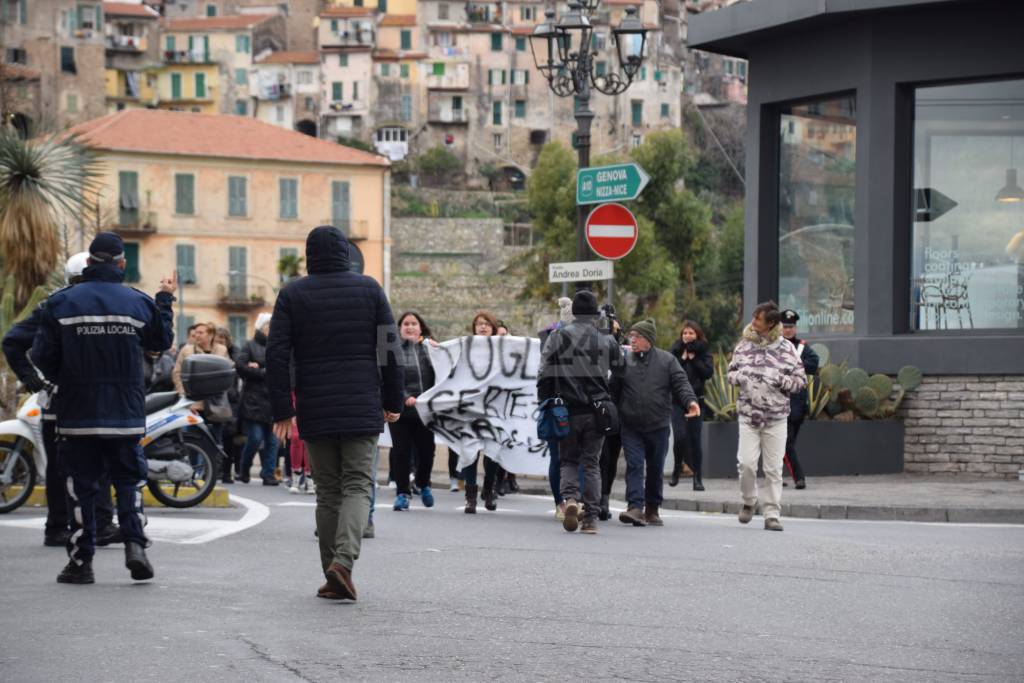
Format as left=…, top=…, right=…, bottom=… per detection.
left=702, top=420, right=905, bottom=478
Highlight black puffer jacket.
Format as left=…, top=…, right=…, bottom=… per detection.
left=237, top=330, right=272, bottom=423
left=400, top=338, right=436, bottom=418
left=669, top=338, right=714, bottom=398
left=267, top=226, right=404, bottom=438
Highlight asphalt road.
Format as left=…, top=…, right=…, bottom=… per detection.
left=1, top=483, right=1023, bottom=683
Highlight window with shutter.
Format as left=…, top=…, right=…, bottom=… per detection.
left=175, top=173, right=194, bottom=214
left=400, top=64, right=409, bottom=78
left=631, top=100, right=643, bottom=127
left=166, top=35, right=175, bottom=53
left=331, top=181, right=350, bottom=235
left=492, top=101, right=502, bottom=126
left=123, top=243, right=141, bottom=283
left=118, top=171, right=139, bottom=225
left=332, top=81, right=342, bottom=101
left=400, top=95, right=412, bottom=122
left=195, top=72, right=206, bottom=98
left=228, top=315, right=248, bottom=343
left=171, top=72, right=182, bottom=99
left=228, top=246, right=247, bottom=299
left=490, top=33, right=502, bottom=51
left=176, top=244, right=197, bottom=284
left=235, top=68, right=247, bottom=86
left=279, top=178, right=298, bottom=219
left=433, top=63, right=445, bottom=76
left=400, top=30, right=411, bottom=50
left=228, top=176, right=247, bottom=217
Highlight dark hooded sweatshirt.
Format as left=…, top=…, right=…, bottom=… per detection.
left=266, top=226, right=404, bottom=438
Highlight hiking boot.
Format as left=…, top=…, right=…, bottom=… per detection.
left=693, top=475, right=705, bottom=492
left=669, top=463, right=681, bottom=487
left=644, top=504, right=664, bottom=527
left=795, top=479, right=807, bottom=490
left=464, top=485, right=478, bottom=514
left=323, top=562, right=357, bottom=601
left=362, top=521, right=375, bottom=539
left=562, top=499, right=580, bottom=532
left=125, top=542, right=154, bottom=580
left=57, top=559, right=94, bottom=584
left=44, top=529, right=71, bottom=547
left=421, top=486, right=434, bottom=508
left=598, top=494, right=611, bottom=521
left=507, top=474, right=520, bottom=493
left=619, top=506, right=647, bottom=527
left=580, top=520, right=598, bottom=535
left=764, top=518, right=784, bottom=532
left=95, top=523, right=123, bottom=547
left=483, top=486, right=498, bottom=512
left=738, top=504, right=755, bottom=524
left=393, top=493, right=410, bottom=511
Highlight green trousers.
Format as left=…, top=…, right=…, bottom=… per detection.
left=306, top=435, right=377, bottom=573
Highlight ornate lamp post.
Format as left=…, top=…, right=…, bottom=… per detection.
left=530, top=2, right=649, bottom=273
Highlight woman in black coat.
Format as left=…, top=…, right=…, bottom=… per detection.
left=668, top=320, right=714, bottom=490
left=390, top=311, right=438, bottom=511
left=237, top=313, right=280, bottom=486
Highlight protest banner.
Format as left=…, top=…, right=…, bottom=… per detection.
left=416, top=335, right=549, bottom=476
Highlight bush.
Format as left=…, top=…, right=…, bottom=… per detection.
left=416, top=146, right=462, bottom=187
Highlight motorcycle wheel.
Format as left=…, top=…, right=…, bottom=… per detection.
left=146, top=433, right=219, bottom=508
left=0, top=439, right=37, bottom=514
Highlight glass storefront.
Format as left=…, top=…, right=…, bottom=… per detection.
left=778, top=96, right=857, bottom=335
left=912, top=78, right=1024, bottom=330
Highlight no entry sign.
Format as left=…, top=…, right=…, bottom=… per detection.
left=585, top=203, right=638, bottom=260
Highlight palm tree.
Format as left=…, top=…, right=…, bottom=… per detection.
left=277, top=253, right=305, bottom=284
left=0, top=126, right=99, bottom=310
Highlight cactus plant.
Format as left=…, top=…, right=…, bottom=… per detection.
left=704, top=346, right=738, bottom=421
left=811, top=343, right=830, bottom=367
left=892, top=365, right=923, bottom=413
left=853, top=386, right=881, bottom=417
left=819, top=363, right=845, bottom=389
left=841, top=368, right=869, bottom=394
left=867, top=373, right=893, bottom=399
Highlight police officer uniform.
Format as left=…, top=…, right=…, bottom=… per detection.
left=31, top=233, right=175, bottom=584
left=781, top=310, right=819, bottom=489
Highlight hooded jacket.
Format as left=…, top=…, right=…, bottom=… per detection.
left=30, top=262, right=175, bottom=436
left=266, top=226, right=404, bottom=438
left=727, top=323, right=807, bottom=428
left=237, top=329, right=273, bottom=423
left=537, top=318, right=624, bottom=414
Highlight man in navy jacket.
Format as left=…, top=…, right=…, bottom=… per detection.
left=267, top=225, right=403, bottom=602
left=31, top=232, right=176, bottom=585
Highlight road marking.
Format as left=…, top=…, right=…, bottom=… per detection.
left=0, top=493, right=269, bottom=544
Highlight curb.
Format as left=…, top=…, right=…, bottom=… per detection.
left=13, top=485, right=231, bottom=509
left=513, top=483, right=1024, bottom=524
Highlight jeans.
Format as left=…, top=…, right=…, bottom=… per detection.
left=621, top=426, right=671, bottom=509
left=62, top=436, right=148, bottom=564
left=240, top=421, right=279, bottom=480
left=306, top=434, right=377, bottom=572
left=390, top=413, right=435, bottom=494
left=737, top=419, right=787, bottom=520
left=548, top=439, right=585, bottom=506
left=559, top=413, right=604, bottom=522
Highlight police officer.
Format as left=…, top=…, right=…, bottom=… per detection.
left=780, top=310, right=819, bottom=489
left=31, top=232, right=176, bottom=584
left=2, top=252, right=121, bottom=547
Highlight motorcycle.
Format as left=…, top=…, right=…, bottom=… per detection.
left=0, top=390, right=224, bottom=513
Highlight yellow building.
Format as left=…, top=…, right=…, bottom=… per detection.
left=103, top=1, right=162, bottom=114
left=69, top=109, right=391, bottom=344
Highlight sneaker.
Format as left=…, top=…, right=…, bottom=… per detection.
left=393, top=493, right=410, bottom=511
left=57, top=560, right=94, bottom=584
left=618, top=506, right=647, bottom=527
left=580, top=520, right=598, bottom=535
left=95, top=523, right=124, bottom=547
left=289, top=481, right=301, bottom=494
left=283, top=477, right=294, bottom=489
left=555, top=503, right=565, bottom=522
left=764, top=518, right=784, bottom=532
left=563, top=499, right=580, bottom=532
left=362, top=521, right=375, bottom=539
left=305, top=479, right=315, bottom=495
left=421, top=486, right=434, bottom=508
left=387, top=481, right=397, bottom=489
left=738, top=504, right=755, bottom=524
left=449, top=478, right=459, bottom=492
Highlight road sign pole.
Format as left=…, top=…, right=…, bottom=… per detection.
left=575, top=92, right=593, bottom=292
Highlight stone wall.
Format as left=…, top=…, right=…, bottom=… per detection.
left=903, top=376, right=1024, bottom=479
left=389, top=217, right=550, bottom=341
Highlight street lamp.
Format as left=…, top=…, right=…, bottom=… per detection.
left=530, top=2, right=649, bottom=288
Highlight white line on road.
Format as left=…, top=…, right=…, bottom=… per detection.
left=178, top=494, right=269, bottom=544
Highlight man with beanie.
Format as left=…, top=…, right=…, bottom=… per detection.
left=266, top=226, right=404, bottom=601
left=237, top=312, right=278, bottom=486
left=612, top=319, right=700, bottom=526
left=537, top=290, right=623, bottom=535
left=31, top=232, right=176, bottom=584
left=727, top=302, right=807, bottom=532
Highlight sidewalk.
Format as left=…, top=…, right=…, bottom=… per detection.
left=391, top=456, right=1024, bottom=524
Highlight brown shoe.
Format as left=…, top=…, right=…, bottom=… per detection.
left=563, top=499, right=580, bottom=532
left=580, top=520, right=597, bottom=534
left=322, top=562, right=357, bottom=601
left=643, top=504, right=663, bottom=527
left=764, top=518, right=784, bottom=532
left=618, top=506, right=647, bottom=527
left=738, top=504, right=755, bottom=524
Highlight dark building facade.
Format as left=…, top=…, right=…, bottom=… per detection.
left=691, top=0, right=1024, bottom=478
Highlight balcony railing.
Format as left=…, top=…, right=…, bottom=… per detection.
left=113, top=210, right=157, bottom=236
left=164, top=50, right=212, bottom=64
left=427, top=107, right=469, bottom=124
left=326, top=100, right=367, bottom=115
left=328, top=28, right=376, bottom=47
left=106, top=34, right=145, bottom=52
left=425, top=71, right=470, bottom=91
left=217, top=283, right=266, bottom=309
left=256, top=82, right=290, bottom=100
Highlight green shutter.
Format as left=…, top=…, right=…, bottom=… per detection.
left=400, top=64, right=409, bottom=78
left=228, top=176, right=246, bottom=217
left=332, top=81, right=342, bottom=101
left=491, top=32, right=502, bottom=51
left=631, top=100, right=643, bottom=126
left=352, top=81, right=359, bottom=100
left=492, top=101, right=501, bottom=125
left=175, top=173, right=194, bottom=214
left=279, top=178, right=297, bottom=219
left=487, top=70, right=492, bottom=86
left=18, top=0, right=27, bottom=25
left=330, top=19, right=338, bottom=32
left=176, top=244, right=196, bottom=284
left=228, top=246, right=247, bottom=298
left=166, top=35, right=175, bottom=53
left=433, top=62, right=444, bottom=76
left=381, top=64, right=390, bottom=77
left=515, top=37, right=525, bottom=52
left=339, top=53, right=348, bottom=67
left=188, top=35, right=194, bottom=52
left=118, top=171, right=139, bottom=225
left=195, top=72, right=206, bottom=98
left=171, top=73, right=182, bottom=99
left=400, top=30, right=411, bottom=50
left=235, top=68, right=247, bottom=86
left=514, top=100, right=525, bottom=118
left=203, top=35, right=210, bottom=60
left=123, top=243, right=140, bottom=283
left=331, top=181, right=350, bottom=234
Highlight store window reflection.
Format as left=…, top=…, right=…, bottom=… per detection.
left=912, top=77, right=1024, bottom=331
left=778, top=96, right=857, bottom=335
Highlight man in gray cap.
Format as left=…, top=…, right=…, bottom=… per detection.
left=613, top=319, right=700, bottom=527
left=32, top=232, right=176, bottom=584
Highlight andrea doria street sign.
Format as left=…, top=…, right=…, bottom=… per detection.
left=548, top=260, right=615, bottom=283
left=576, top=163, right=650, bottom=205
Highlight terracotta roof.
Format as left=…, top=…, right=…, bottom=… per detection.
left=69, top=110, right=389, bottom=167
left=103, top=2, right=160, bottom=18
left=379, top=14, right=417, bottom=27
left=256, top=50, right=320, bottom=65
left=510, top=25, right=535, bottom=36
left=0, top=63, right=41, bottom=81
left=320, top=7, right=376, bottom=18
left=164, top=14, right=274, bottom=32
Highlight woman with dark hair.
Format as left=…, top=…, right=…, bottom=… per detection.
left=461, top=311, right=502, bottom=513
left=214, top=327, right=241, bottom=483
left=390, top=311, right=438, bottom=511
left=668, top=320, right=714, bottom=490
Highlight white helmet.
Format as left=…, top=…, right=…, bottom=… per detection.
left=64, top=251, right=90, bottom=284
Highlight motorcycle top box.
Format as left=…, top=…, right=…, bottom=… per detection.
left=180, top=354, right=235, bottom=399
